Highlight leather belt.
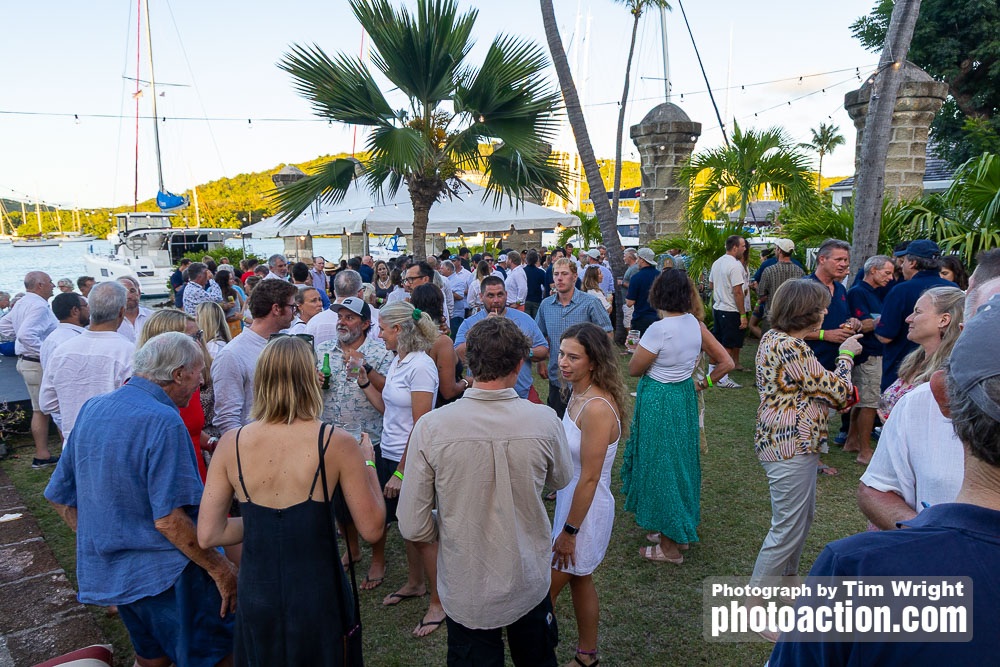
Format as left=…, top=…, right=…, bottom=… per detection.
left=18, top=355, right=40, bottom=363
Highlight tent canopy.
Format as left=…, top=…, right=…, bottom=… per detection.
left=243, top=179, right=573, bottom=238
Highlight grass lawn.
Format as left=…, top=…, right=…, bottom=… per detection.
left=1, top=339, right=872, bottom=666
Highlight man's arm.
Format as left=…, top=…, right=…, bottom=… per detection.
left=155, top=508, right=237, bottom=616
left=211, top=352, right=243, bottom=434
left=856, top=483, right=917, bottom=530
left=397, top=422, right=438, bottom=544
left=48, top=501, right=78, bottom=531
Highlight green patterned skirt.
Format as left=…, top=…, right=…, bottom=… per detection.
left=621, top=374, right=701, bottom=543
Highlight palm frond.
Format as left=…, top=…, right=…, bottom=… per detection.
left=480, top=144, right=569, bottom=207
left=279, top=44, right=395, bottom=126
left=353, top=0, right=476, bottom=105
left=268, top=159, right=359, bottom=225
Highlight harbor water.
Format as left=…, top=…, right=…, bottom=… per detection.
left=0, top=237, right=344, bottom=297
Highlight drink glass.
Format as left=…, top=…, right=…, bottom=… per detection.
left=342, top=423, right=363, bottom=444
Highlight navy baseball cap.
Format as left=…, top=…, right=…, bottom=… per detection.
left=895, top=239, right=940, bottom=259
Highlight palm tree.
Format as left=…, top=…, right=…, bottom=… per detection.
left=799, top=122, right=846, bottom=192
left=540, top=0, right=628, bottom=339
left=557, top=210, right=603, bottom=249
left=273, top=0, right=567, bottom=260
left=611, top=0, right=671, bottom=223
left=676, top=122, right=818, bottom=225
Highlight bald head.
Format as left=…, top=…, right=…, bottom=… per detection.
left=966, top=276, right=1000, bottom=322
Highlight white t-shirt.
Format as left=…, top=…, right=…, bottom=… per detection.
left=860, top=383, right=963, bottom=511
left=709, top=254, right=745, bottom=312
left=637, top=313, right=702, bottom=383
left=380, top=351, right=439, bottom=461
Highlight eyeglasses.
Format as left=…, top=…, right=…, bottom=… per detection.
left=189, top=329, right=204, bottom=342
left=283, top=302, right=300, bottom=313
left=269, top=333, right=315, bottom=346
left=403, top=276, right=422, bottom=284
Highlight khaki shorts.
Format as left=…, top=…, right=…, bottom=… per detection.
left=851, top=356, right=882, bottom=409
left=16, top=357, right=43, bottom=410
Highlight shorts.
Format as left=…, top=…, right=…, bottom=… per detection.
left=16, top=358, right=42, bottom=410
left=851, top=356, right=882, bottom=409
left=374, top=445, right=400, bottom=524
left=117, top=561, right=235, bottom=666
left=712, top=309, right=747, bottom=349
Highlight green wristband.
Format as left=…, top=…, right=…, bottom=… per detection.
left=818, top=329, right=825, bottom=342
left=705, top=376, right=713, bottom=388
left=365, top=460, right=376, bottom=468
left=393, top=470, right=404, bottom=481
left=839, top=349, right=855, bottom=359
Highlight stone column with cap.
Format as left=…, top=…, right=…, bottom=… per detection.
left=845, top=62, right=949, bottom=202
left=630, top=103, right=701, bottom=244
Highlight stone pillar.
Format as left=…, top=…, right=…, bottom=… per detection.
left=845, top=62, right=948, bottom=202
left=630, top=103, right=701, bottom=244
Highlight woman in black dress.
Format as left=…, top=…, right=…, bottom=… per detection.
left=198, top=337, right=385, bottom=665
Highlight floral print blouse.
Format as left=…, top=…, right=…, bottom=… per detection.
left=754, top=329, right=854, bottom=462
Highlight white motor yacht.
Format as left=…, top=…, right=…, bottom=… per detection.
left=85, top=212, right=238, bottom=298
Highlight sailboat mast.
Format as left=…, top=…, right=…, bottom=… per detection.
left=659, top=5, right=670, bottom=102
left=143, top=0, right=166, bottom=195
left=35, top=200, right=42, bottom=234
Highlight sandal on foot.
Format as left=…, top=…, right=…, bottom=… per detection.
left=645, top=532, right=660, bottom=544
left=360, top=575, right=384, bottom=591
left=564, top=655, right=599, bottom=667
left=639, top=545, right=683, bottom=564
left=817, top=465, right=839, bottom=476
left=413, top=615, right=446, bottom=637
left=382, top=591, right=426, bottom=606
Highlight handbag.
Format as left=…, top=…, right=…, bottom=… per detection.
left=317, top=422, right=365, bottom=666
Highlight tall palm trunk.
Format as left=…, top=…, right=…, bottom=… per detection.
left=817, top=150, right=825, bottom=193
left=612, top=12, right=641, bottom=223
left=852, top=0, right=922, bottom=277
left=540, top=0, right=628, bottom=340
left=408, top=176, right=442, bottom=261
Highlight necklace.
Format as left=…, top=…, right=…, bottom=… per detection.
left=572, top=383, right=593, bottom=401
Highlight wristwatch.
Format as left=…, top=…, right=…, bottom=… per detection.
left=363, top=363, right=374, bottom=374
left=563, top=522, right=580, bottom=536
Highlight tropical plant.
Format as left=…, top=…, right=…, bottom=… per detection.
left=610, top=0, right=671, bottom=223
left=906, top=153, right=1000, bottom=264
left=799, top=123, right=846, bottom=192
left=273, top=0, right=567, bottom=261
left=649, top=217, right=746, bottom=287
left=676, top=122, right=819, bottom=226
left=779, top=198, right=916, bottom=256
left=557, top=210, right=602, bottom=249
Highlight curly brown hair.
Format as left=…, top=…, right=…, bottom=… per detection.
left=559, top=323, right=628, bottom=419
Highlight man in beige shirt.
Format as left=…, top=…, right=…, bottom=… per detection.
left=398, top=316, right=571, bottom=665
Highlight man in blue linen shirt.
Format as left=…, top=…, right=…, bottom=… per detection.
left=45, top=332, right=236, bottom=667
left=875, top=239, right=955, bottom=390
left=768, top=297, right=1000, bottom=665
left=455, top=276, right=548, bottom=399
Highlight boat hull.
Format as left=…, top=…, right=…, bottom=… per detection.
left=12, top=240, right=61, bottom=248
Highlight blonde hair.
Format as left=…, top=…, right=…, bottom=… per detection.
left=582, top=266, right=603, bottom=293
left=553, top=257, right=578, bottom=274
left=898, top=286, right=965, bottom=386
left=359, top=283, right=376, bottom=305
left=379, top=300, right=437, bottom=355
left=196, top=301, right=231, bottom=347
left=138, top=309, right=212, bottom=384
left=251, top=337, right=323, bottom=424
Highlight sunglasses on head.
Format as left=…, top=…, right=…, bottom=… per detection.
left=269, top=333, right=315, bottom=347
left=189, top=329, right=204, bottom=342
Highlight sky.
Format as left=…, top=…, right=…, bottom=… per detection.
left=0, top=0, right=879, bottom=210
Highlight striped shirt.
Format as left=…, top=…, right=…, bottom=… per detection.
left=757, top=261, right=805, bottom=311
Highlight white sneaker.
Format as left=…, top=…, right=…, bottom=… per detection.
left=717, top=376, right=742, bottom=389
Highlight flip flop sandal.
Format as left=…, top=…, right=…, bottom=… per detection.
left=382, top=591, right=425, bottom=606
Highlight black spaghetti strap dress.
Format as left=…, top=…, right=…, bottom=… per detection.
left=232, top=426, right=355, bottom=666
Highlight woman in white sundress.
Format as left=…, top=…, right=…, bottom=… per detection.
left=550, top=322, right=627, bottom=667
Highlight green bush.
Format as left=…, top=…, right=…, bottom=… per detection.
left=182, top=246, right=263, bottom=266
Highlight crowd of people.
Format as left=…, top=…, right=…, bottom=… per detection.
left=1, top=236, right=999, bottom=665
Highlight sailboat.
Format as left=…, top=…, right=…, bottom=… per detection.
left=84, top=0, right=235, bottom=296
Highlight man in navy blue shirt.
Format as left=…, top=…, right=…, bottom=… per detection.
left=844, top=255, right=894, bottom=464
left=170, top=258, right=191, bottom=309
left=769, top=299, right=1000, bottom=666
left=875, top=239, right=955, bottom=391
left=522, top=250, right=547, bottom=318
left=625, top=247, right=661, bottom=334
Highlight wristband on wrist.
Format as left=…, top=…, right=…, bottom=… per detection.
left=393, top=470, right=404, bottom=481
left=365, top=460, right=376, bottom=468
left=705, top=376, right=713, bottom=388
left=839, top=349, right=856, bottom=359
left=563, top=522, right=580, bottom=536
left=358, top=379, right=371, bottom=389
left=818, top=329, right=825, bottom=341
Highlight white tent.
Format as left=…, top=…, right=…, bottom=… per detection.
left=243, top=178, right=574, bottom=238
